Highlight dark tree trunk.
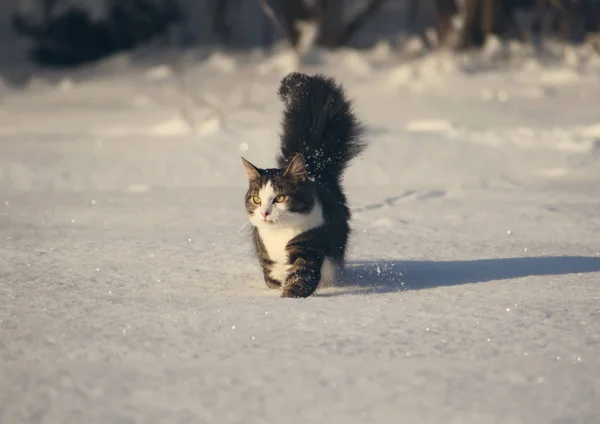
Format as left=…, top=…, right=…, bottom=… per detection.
left=459, top=0, right=508, bottom=49
left=213, top=0, right=234, bottom=43
left=336, top=0, right=388, bottom=46
left=272, top=0, right=313, bottom=47
left=315, top=0, right=345, bottom=46
left=460, top=0, right=486, bottom=48
left=431, top=0, right=458, bottom=46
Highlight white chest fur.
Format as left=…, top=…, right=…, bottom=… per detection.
left=256, top=199, right=327, bottom=284
left=260, top=226, right=301, bottom=282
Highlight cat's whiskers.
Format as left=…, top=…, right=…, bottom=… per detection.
left=234, top=219, right=253, bottom=238
left=273, top=214, right=291, bottom=229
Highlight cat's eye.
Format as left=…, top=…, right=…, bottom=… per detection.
left=274, top=195, right=288, bottom=203
left=252, top=196, right=261, bottom=205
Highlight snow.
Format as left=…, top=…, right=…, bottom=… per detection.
left=1, top=43, right=600, bottom=423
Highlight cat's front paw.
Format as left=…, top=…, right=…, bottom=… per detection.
left=265, top=278, right=281, bottom=289
left=281, top=284, right=314, bottom=298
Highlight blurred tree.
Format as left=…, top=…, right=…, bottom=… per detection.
left=315, top=0, right=345, bottom=46
left=12, top=0, right=182, bottom=67
left=432, top=0, right=458, bottom=46
left=458, top=0, right=505, bottom=49
left=212, top=0, right=243, bottom=44
left=260, top=0, right=389, bottom=49
left=8, top=0, right=600, bottom=68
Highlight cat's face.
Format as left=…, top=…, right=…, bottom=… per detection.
left=242, top=155, right=315, bottom=229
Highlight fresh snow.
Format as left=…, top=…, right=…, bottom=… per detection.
left=1, top=43, right=600, bottom=424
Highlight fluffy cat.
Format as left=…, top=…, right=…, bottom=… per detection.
left=242, top=72, right=366, bottom=298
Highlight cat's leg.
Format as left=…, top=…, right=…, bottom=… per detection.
left=318, top=257, right=339, bottom=289
left=281, top=257, right=324, bottom=298
left=281, top=230, right=326, bottom=298
left=253, top=227, right=280, bottom=290
left=262, top=267, right=281, bottom=289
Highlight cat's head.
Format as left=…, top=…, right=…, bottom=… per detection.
left=242, top=154, right=317, bottom=229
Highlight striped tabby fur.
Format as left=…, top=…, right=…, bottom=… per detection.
left=242, top=72, right=366, bottom=298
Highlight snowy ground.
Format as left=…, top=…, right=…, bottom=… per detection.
left=1, top=43, right=600, bottom=423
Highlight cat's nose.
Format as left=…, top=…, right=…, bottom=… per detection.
left=261, top=211, right=270, bottom=219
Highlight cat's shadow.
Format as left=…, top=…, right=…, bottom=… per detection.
left=316, top=256, right=600, bottom=296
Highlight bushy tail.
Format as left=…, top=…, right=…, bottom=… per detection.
left=276, top=72, right=365, bottom=181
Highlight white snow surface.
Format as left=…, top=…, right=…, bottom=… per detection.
left=1, top=44, right=600, bottom=424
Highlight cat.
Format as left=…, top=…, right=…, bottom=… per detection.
left=241, top=72, right=366, bottom=298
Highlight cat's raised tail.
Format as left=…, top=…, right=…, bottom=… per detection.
left=276, top=72, right=366, bottom=182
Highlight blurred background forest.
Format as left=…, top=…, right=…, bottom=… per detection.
left=1, top=0, right=599, bottom=71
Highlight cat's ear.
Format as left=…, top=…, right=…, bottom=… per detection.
left=283, top=154, right=306, bottom=182
left=241, top=157, right=261, bottom=183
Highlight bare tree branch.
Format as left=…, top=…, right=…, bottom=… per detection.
left=257, top=0, right=300, bottom=54
left=337, top=0, right=388, bottom=46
